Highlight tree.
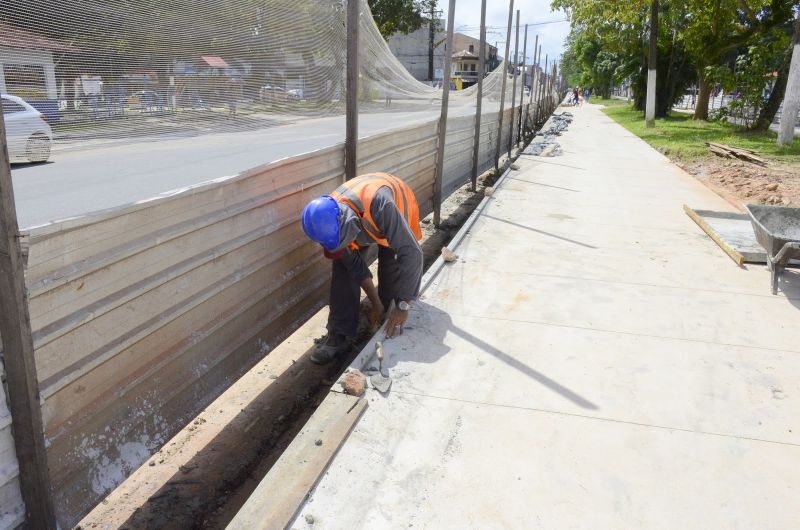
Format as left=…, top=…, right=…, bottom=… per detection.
left=681, top=0, right=796, bottom=120
left=368, top=0, right=438, bottom=39
left=553, top=0, right=797, bottom=120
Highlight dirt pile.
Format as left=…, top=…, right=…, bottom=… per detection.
left=681, top=158, right=800, bottom=209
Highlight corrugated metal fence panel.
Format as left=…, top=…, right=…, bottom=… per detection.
left=17, top=102, right=540, bottom=526
left=0, top=335, right=25, bottom=530
left=25, top=145, right=345, bottom=527
left=477, top=111, right=500, bottom=175
left=441, top=115, right=476, bottom=199
left=358, top=121, right=439, bottom=219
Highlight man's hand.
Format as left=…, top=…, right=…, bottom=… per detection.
left=385, top=307, right=408, bottom=338
left=369, top=299, right=385, bottom=333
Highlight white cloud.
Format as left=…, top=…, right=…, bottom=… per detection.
left=441, top=0, right=569, bottom=68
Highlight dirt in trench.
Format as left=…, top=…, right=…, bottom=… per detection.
left=679, top=157, right=800, bottom=210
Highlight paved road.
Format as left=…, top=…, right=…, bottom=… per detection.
left=11, top=103, right=490, bottom=229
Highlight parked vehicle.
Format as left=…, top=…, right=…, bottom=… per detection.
left=259, top=85, right=287, bottom=103
left=2, top=94, right=54, bottom=163
left=287, top=88, right=304, bottom=99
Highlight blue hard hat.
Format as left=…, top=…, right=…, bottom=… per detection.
left=301, top=195, right=341, bottom=250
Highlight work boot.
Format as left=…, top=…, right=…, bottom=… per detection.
left=310, top=333, right=353, bottom=365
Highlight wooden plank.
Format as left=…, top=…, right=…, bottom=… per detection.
left=683, top=204, right=745, bottom=266
left=345, top=0, right=359, bottom=180
left=226, top=392, right=367, bottom=530
left=0, top=97, right=57, bottom=528
left=432, top=0, right=457, bottom=226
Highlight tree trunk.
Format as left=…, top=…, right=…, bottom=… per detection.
left=752, top=53, right=790, bottom=131
left=694, top=73, right=711, bottom=120
left=778, top=15, right=800, bottom=145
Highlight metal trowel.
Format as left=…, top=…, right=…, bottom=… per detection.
left=370, top=341, right=392, bottom=393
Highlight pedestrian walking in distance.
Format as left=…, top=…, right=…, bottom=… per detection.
left=301, top=173, right=424, bottom=364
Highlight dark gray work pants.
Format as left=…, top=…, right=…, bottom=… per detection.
left=328, top=246, right=403, bottom=338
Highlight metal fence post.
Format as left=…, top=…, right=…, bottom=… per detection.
left=517, top=24, right=528, bottom=145
left=345, top=0, right=359, bottom=180
left=0, top=96, right=58, bottom=530
left=470, top=0, right=487, bottom=192
left=494, top=0, right=514, bottom=173
left=433, top=0, right=457, bottom=226
left=507, top=10, right=520, bottom=158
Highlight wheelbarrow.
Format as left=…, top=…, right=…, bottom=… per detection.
left=746, top=204, right=800, bottom=294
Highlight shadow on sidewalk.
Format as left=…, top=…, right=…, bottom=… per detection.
left=380, top=302, right=598, bottom=411
left=483, top=214, right=598, bottom=249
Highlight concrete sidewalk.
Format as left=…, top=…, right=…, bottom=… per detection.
left=293, top=104, right=800, bottom=529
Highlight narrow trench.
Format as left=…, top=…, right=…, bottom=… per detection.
left=196, top=170, right=497, bottom=529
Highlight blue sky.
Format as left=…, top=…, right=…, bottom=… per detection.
left=441, top=0, right=569, bottom=68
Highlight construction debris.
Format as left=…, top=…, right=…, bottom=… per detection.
left=705, top=142, right=767, bottom=166
left=340, top=369, right=367, bottom=396
left=523, top=112, right=573, bottom=157
left=484, top=186, right=495, bottom=197
left=441, top=247, right=459, bottom=262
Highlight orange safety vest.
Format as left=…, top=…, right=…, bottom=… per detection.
left=330, top=173, right=422, bottom=250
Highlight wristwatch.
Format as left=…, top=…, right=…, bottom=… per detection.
left=397, top=300, right=411, bottom=311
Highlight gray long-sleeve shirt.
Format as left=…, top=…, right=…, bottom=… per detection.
left=335, top=186, right=423, bottom=302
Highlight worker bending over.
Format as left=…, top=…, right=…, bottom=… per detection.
left=301, top=173, right=423, bottom=364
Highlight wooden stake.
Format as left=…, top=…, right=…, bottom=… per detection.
left=345, top=0, right=359, bottom=180
left=470, top=0, right=487, bottom=192
left=507, top=10, right=520, bottom=159
left=433, top=0, right=457, bottom=226
left=0, top=95, right=58, bottom=529
left=494, top=0, right=514, bottom=173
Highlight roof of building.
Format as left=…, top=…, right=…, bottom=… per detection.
left=199, top=55, right=230, bottom=69
left=452, top=50, right=479, bottom=60
left=0, top=22, right=79, bottom=53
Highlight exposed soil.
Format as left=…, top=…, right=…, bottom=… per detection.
left=679, top=157, right=800, bottom=210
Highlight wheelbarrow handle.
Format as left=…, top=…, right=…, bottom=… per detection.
left=774, top=242, right=800, bottom=264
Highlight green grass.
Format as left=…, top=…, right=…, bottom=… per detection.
left=600, top=103, right=800, bottom=163
left=592, top=96, right=628, bottom=107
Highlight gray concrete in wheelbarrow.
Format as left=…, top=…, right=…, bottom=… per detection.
left=290, top=103, right=800, bottom=529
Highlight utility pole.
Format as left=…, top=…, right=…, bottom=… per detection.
left=778, top=13, right=800, bottom=146
left=517, top=24, right=528, bottom=145
left=433, top=0, right=456, bottom=225
left=523, top=35, right=538, bottom=137
left=470, top=0, right=487, bottom=192
left=645, top=0, right=658, bottom=127
left=345, top=0, right=359, bottom=180
left=508, top=10, right=520, bottom=158
left=493, top=0, right=514, bottom=173
left=0, top=98, right=58, bottom=529
left=428, top=2, right=436, bottom=82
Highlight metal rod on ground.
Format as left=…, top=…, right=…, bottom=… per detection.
left=645, top=0, right=658, bottom=128
left=470, top=0, right=487, bottom=192
left=432, top=0, right=457, bottom=226
left=507, top=10, right=520, bottom=159
left=522, top=35, right=538, bottom=137
left=494, top=0, right=514, bottom=173
left=517, top=24, right=528, bottom=145
left=0, top=99, right=58, bottom=529
left=345, top=0, right=359, bottom=180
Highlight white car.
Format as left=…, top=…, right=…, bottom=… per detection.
left=2, top=94, right=53, bottom=163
